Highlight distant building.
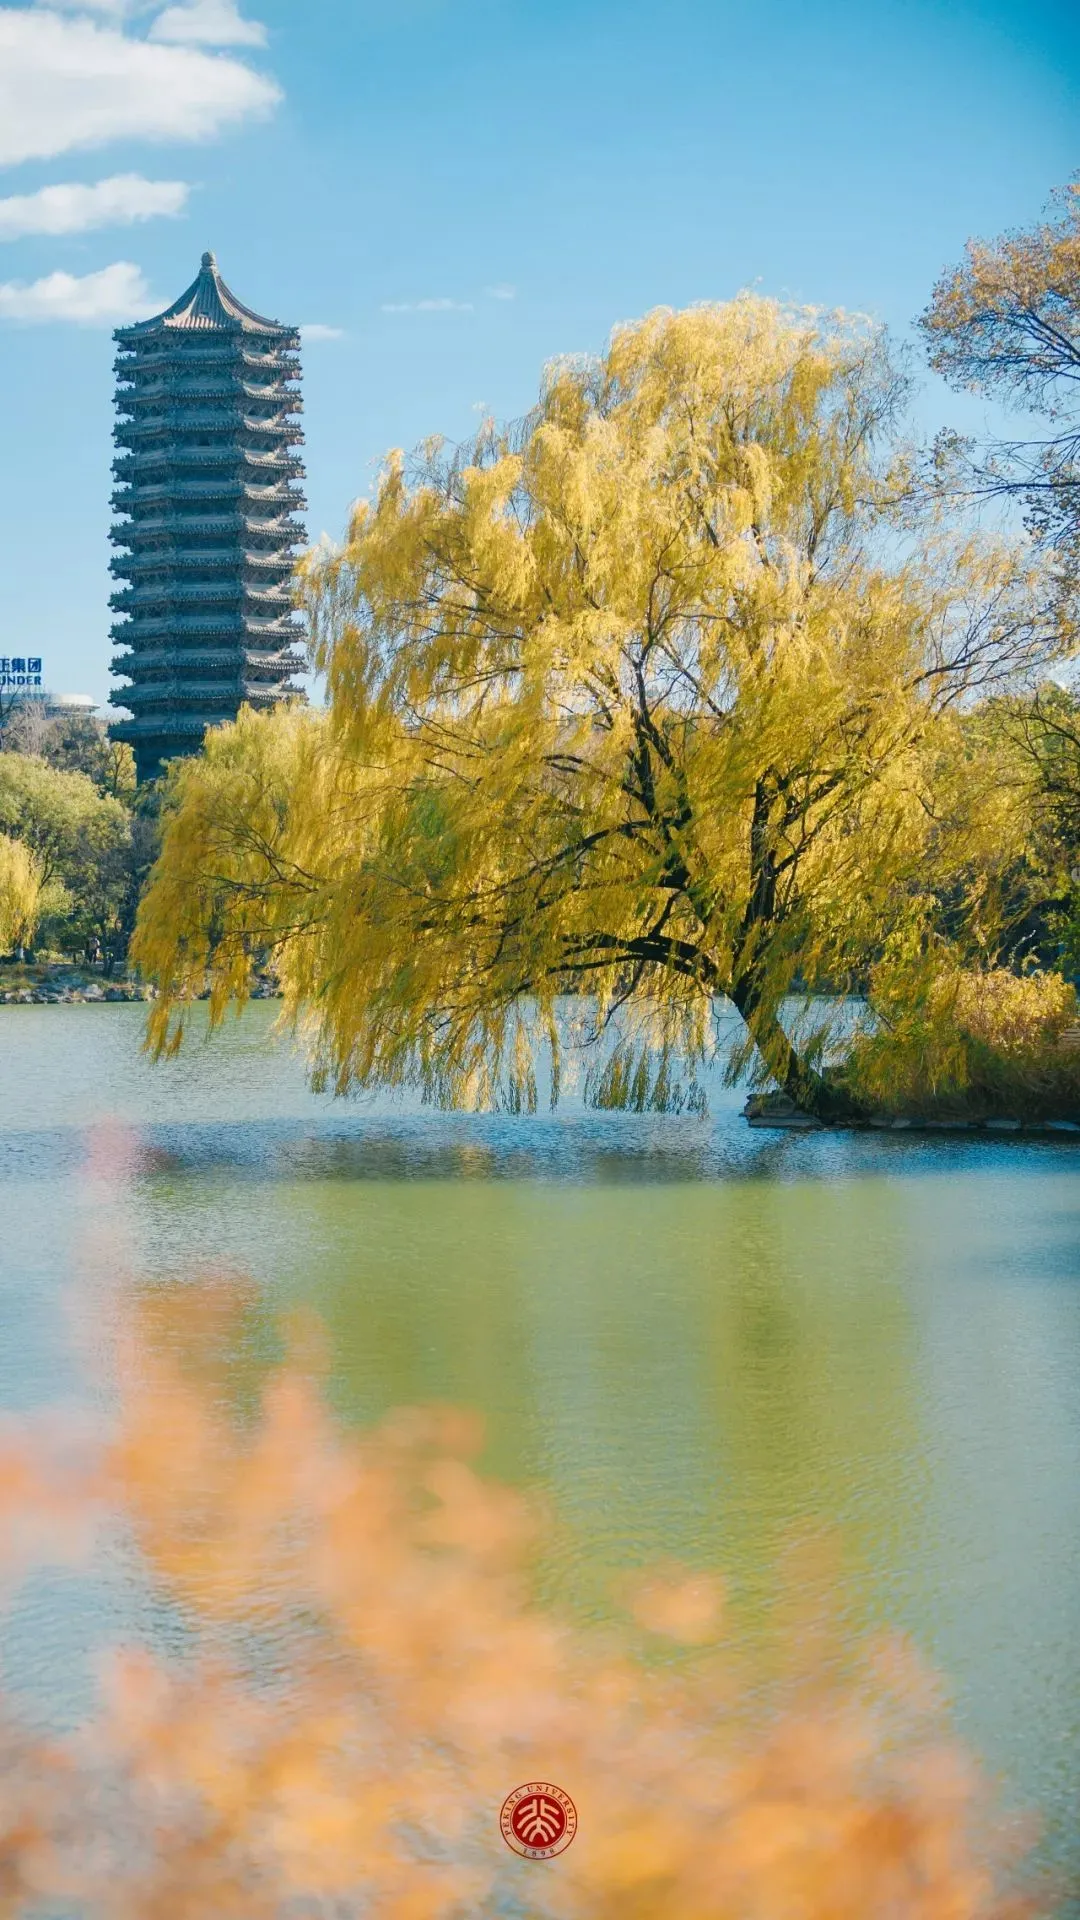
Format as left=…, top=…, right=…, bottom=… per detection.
left=108, top=252, right=307, bottom=783
left=47, top=693, right=97, bottom=717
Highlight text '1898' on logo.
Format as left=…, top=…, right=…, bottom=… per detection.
left=500, top=1781, right=577, bottom=1858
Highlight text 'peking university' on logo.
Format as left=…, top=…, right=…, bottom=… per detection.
left=500, top=1781, right=578, bottom=1858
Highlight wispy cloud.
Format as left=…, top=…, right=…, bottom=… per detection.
left=0, top=174, right=189, bottom=241
left=381, top=288, right=515, bottom=316
left=38, top=0, right=134, bottom=13
left=42, top=0, right=133, bottom=13
left=0, top=8, right=279, bottom=166
left=300, top=322, right=345, bottom=341
left=0, top=260, right=156, bottom=324
left=381, top=297, right=474, bottom=314
left=150, top=0, right=268, bottom=48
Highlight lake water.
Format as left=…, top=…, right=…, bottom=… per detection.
left=1, top=1003, right=1078, bottom=1893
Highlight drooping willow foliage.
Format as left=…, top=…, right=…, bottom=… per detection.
left=133, top=297, right=1061, bottom=1115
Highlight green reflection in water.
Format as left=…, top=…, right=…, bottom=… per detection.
left=278, top=1180, right=924, bottom=1625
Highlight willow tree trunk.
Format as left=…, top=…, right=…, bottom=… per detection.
left=729, top=973, right=861, bottom=1122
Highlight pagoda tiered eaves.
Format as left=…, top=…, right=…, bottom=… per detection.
left=109, top=251, right=307, bottom=782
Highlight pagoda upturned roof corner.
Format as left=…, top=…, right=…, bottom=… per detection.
left=114, top=251, right=298, bottom=340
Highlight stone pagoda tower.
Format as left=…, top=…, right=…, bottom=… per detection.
left=109, top=251, right=306, bottom=782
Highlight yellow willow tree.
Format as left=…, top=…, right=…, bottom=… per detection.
left=0, top=831, right=45, bottom=955
left=134, top=298, right=1058, bottom=1118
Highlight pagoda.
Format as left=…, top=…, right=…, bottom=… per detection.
left=109, top=251, right=306, bottom=782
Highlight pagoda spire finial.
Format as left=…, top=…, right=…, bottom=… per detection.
left=201, top=249, right=217, bottom=270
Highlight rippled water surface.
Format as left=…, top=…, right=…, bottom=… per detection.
left=1, top=1004, right=1078, bottom=1887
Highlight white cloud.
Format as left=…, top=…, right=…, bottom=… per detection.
left=150, top=0, right=267, bottom=48
left=381, top=297, right=473, bottom=314
left=0, top=259, right=156, bottom=323
left=300, top=323, right=344, bottom=340
left=0, top=173, right=188, bottom=240
left=485, top=283, right=516, bottom=301
left=0, top=9, right=280, bottom=166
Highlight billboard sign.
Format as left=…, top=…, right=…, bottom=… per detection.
left=0, top=656, right=43, bottom=690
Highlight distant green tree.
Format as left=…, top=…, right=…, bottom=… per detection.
left=0, top=702, right=136, bottom=798
left=0, top=832, right=46, bottom=956
left=0, top=754, right=133, bottom=967
left=46, top=714, right=136, bottom=799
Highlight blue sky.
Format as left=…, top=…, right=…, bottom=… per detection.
left=0, top=0, right=1076, bottom=707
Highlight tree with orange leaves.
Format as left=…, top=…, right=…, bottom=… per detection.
left=0, top=1281, right=1051, bottom=1918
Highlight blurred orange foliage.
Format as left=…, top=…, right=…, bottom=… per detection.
left=0, top=1281, right=1051, bottom=1918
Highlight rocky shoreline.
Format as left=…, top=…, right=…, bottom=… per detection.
left=0, top=973, right=280, bottom=1006
left=0, top=981, right=152, bottom=1004
left=743, top=1092, right=1080, bottom=1136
